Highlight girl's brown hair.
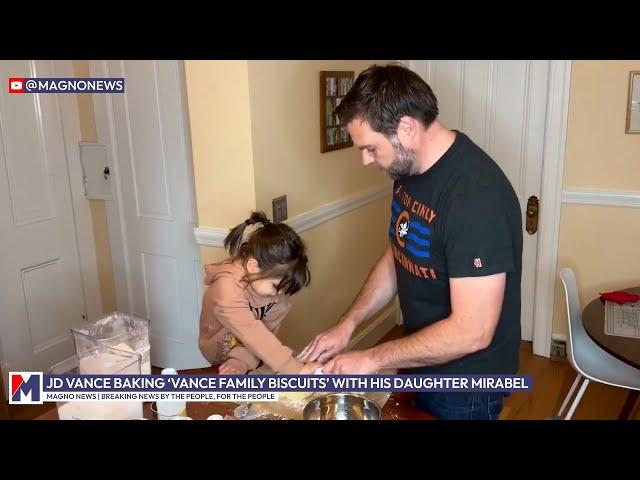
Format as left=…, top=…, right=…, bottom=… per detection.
left=224, top=211, right=310, bottom=295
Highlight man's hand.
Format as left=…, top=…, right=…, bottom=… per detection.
left=297, top=246, right=396, bottom=364
left=296, top=319, right=355, bottom=363
left=321, top=349, right=379, bottom=374
left=299, top=362, right=324, bottom=374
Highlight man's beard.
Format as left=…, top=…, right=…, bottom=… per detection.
left=385, top=136, right=418, bottom=181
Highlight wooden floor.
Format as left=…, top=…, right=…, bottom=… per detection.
left=502, top=340, right=639, bottom=420
left=6, top=326, right=639, bottom=420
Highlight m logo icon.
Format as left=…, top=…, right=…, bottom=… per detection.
left=9, top=372, right=43, bottom=404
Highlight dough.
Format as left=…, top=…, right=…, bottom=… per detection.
left=279, top=391, right=313, bottom=402
left=248, top=365, right=313, bottom=403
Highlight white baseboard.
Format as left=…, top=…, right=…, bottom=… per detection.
left=193, top=227, right=228, bottom=248
left=287, top=183, right=392, bottom=233
left=562, top=189, right=640, bottom=208
left=194, top=183, right=392, bottom=247
left=552, top=333, right=568, bottom=343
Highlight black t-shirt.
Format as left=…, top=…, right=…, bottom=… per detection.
left=389, top=131, right=522, bottom=374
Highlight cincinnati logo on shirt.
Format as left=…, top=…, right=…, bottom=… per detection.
left=395, top=211, right=410, bottom=247
left=390, top=202, right=432, bottom=260
left=389, top=189, right=437, bottom=280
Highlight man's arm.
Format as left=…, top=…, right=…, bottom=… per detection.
left=323, top=273, right=505, bottom=373
left=297, top=244, right=397, bottom=363
left=341, top=244, right=397, bottom=331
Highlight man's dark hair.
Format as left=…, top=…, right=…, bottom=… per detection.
left=334, top=63, right=439, bottom=137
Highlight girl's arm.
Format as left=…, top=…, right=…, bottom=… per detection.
left=207, top=279, right=304, bottom=374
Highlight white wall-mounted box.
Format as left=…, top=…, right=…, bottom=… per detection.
left=79, top=142, right=112, bottom=200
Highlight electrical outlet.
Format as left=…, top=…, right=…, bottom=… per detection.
left=272, top=195, right=287, bottom=223
left=550, top=339, right=567, bottom=362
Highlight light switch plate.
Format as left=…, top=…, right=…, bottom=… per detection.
left=272, top=195, right=287, bottom=223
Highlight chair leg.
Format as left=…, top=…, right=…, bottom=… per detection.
left=565, top=377, right=590, bottom=420
left=618, top=390, right=640, bottom=420
left=557, top=373, right=583, bottom=417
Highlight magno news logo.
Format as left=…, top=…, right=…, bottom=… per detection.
left=9, top=372, right=43, bottom=404
left=8, top=77, right=125, bottom=94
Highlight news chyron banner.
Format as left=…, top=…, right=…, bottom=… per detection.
left=10, top=373, right=531, bottom=404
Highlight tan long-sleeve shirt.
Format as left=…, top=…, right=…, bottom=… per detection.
left=198, top=260, right=304, bottom=374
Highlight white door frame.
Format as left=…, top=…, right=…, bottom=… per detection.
left=51, top=60, right=103, bottom=322
left=532, top=60, right=572, bottom=357
left=404, top=60, right=572, bottom=357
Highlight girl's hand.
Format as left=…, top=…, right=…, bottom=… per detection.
left=218, top=358, right=250, bottom=375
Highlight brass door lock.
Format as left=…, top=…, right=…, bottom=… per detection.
left=526, top=196, right=539, bottom=235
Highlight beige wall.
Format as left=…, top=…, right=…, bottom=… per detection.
left=247, top=61, right=390, bottom=216
left=563, top=61, right=640, bottom=191
left=553, top=61, right=640, bottom=335
left=278, top=197, right=392, bottom=351
left=184, top=61, right=256, bottom=228
left=187, top=60, right=396, bottom=351
left=184, top=60, right=260, bottom=324
left=247, top=61, right=394, bottom=347
left=72, top=60, right=117, bottom=314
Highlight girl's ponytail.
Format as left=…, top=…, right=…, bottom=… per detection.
left=224, top=211, right=272, bottom=256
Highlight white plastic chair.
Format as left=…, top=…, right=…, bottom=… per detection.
left=554, top=268, right=640, bottom=420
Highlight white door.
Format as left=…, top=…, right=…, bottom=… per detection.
left=91, top=60, right=208, bottom=370
left=408, top=60, right=549, bottom=341
left=0, top=60, right=86, bottom=378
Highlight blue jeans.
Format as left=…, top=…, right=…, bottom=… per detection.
left=415, top=392, right=507, bottom=420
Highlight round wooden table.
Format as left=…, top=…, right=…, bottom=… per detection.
left=582, top=287, right=640, bottom=419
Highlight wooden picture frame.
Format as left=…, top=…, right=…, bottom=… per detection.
left=320, top=71, right=354, bottom=152
left=626, top=71, right=640, bottom=134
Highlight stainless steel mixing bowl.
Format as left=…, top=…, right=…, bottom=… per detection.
left=303, top=393, right=381, bottom=420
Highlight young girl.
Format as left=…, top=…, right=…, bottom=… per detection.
left=199, top=211, right=320, bottom=375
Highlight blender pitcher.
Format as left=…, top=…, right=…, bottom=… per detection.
left=49, top=344, right=143, bottom=420
left=71, top=312, right=151, bottom=374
